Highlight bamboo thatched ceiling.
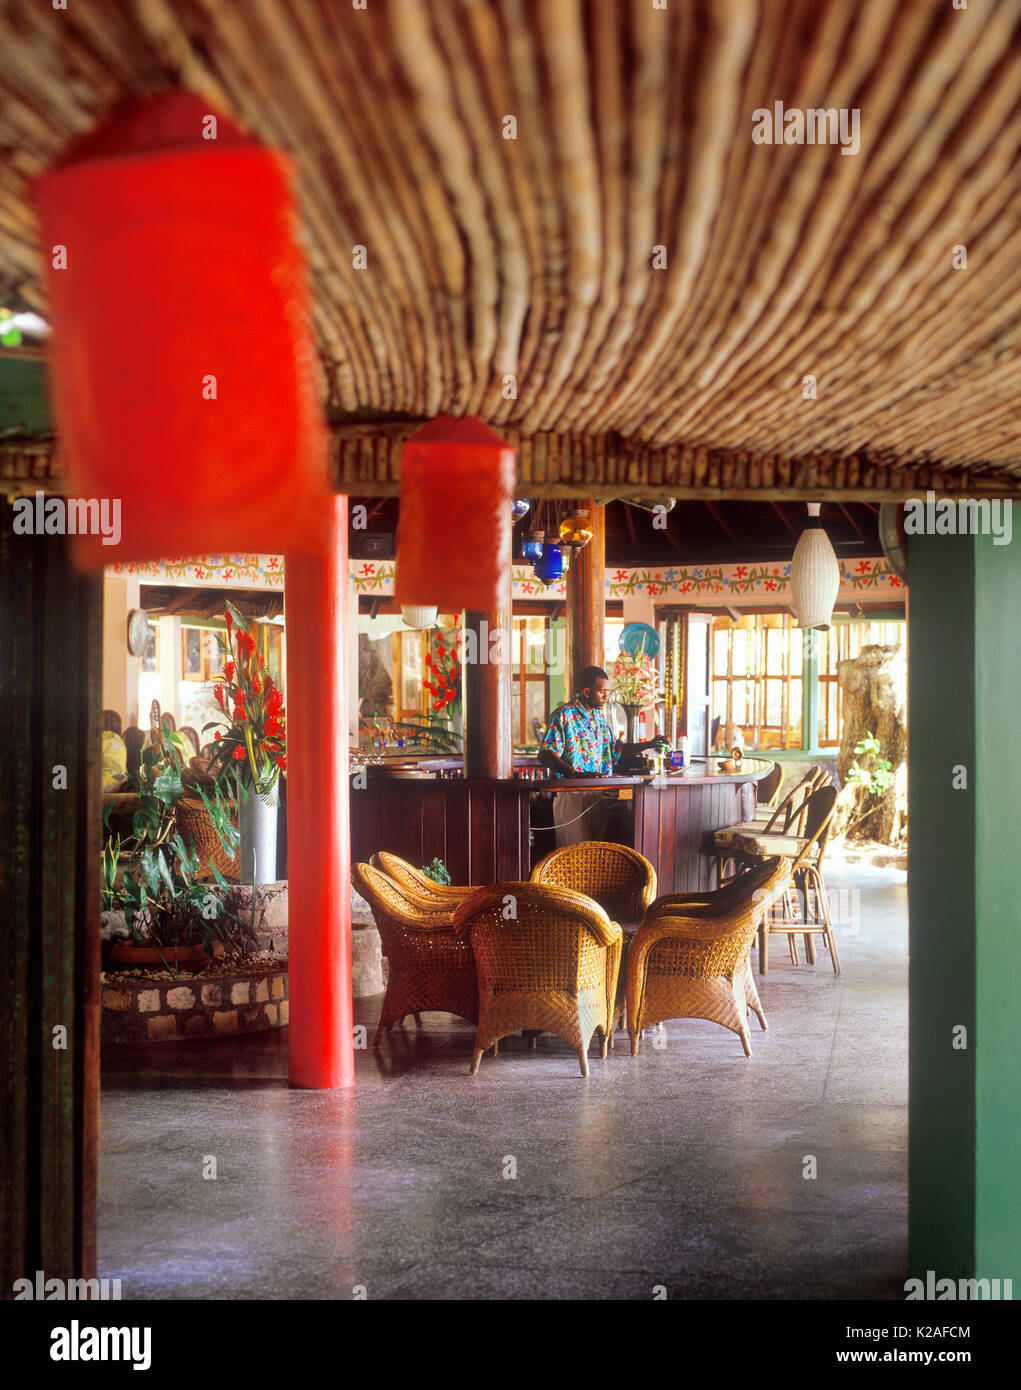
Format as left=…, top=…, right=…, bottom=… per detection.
left=1, top=0, right=1021, bottom=494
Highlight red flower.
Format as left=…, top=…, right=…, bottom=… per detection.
left=213, top=730, right=222, bottom=740
left=214, top=684, right=225, bottom=708
left=224, top=661, right=235, bottom=683
left=232, top=745, right=245, bottom=761
left=275, top=755, right=287, bottom=772
left=225, top=610, right=233, bottom=637
left=265, top=715, right=280, bottom=735
left=424, top=653, right=433, bottom=668
left=252, top=676, right=262, bottom=694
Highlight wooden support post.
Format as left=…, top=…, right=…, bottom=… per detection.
left=286, top=497, right=354, bottom=1087
left=464, top=547, right=513, bottom=780
left=0, top=512, right=102, bottom=1286
left=566, top=501, right=606, bottom=689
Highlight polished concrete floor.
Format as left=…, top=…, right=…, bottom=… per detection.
left=99, top=865, right=907, bottom=1300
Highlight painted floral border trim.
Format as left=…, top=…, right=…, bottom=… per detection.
left=109, top=555, right=901, bottom=600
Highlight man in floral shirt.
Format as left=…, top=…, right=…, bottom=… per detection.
left=539, top=667, right=618, bottom=845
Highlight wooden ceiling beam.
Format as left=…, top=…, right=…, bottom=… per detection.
left=837, top=503, right=866, bottom=541
left=704, top=500, right=739, bottom=544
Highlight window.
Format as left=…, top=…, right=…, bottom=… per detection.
left=181, top=625, right=224, bottom=682
left=711, top=613, right=803, bottom=749
left=817, top=619, right=904, bottom=746
left=511, top=615, right=550, bottom=745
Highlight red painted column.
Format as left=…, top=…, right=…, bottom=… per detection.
left=285, top=496, right=354, bottom=1087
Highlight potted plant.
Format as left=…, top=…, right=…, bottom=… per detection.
left=611, top=648, right=660, bottom=745
left=103, top=727, right=243, bottom=969
left=203, top=602, right=287, bottom=884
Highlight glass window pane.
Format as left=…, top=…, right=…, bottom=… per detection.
left=731, top=631, right=747, bottom=675
left=764, top=680, right=783, bottom=726
left=183, top=628, right=202, bottom=676
left=731, top=680, right=751, bottom=726
left=525, top=680, right=545, bottom=742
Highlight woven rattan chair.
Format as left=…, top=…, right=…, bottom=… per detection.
left=627, top=857, right=791, bottom=1057
left=754, top=785, right=841, bottom=974
left=531, top=841, right=656, bottom=928
left=174, top=794, right=241, bottom=881
left=369, top=851, right=472, bottom=908
left=453, top=882, right=623, bottom=1077
left=756, top=761, right=784, bottom=810
left=714, top=767, right=830, bottom=883
left=353, top=862, right=478, bottom=1045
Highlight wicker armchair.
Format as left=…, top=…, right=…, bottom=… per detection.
left=173, top=793, right=241, bottom=882
left=453, top=883, right=623, bottom=1077
left=531, top=841, right=657, bottom=928
left=352, top=862, right=478, bottom=1045
left=626, top=857, right=791, bottom=1057
left=369, top=851, right=472, bottom=908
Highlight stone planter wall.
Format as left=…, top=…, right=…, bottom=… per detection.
left=101, top=881, right=386, bottom=1043
left=102, top=968, right=289, bottom=1044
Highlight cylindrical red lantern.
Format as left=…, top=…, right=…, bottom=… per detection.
left=34, top=90, right=329, bottom=567
left=394, top=415, right=516, bottom=613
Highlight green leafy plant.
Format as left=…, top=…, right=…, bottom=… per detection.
left=369, top=713, right=463, bottom=755
left=420, top=857, right=452, bottom=885
left=103, top=725, right=246, bottom=954
left=846, top=732, right=894, bottom=797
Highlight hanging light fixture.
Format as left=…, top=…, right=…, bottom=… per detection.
left=521, top=529, right=544, bottom=562
left=511, top=498, right=531, bottom=521
left=558, top=542, right=573, bottom=575
left=558, top=508, right=593, bottom=549
left=532, top=543, right=564, bottom=587
left=400, top=605, right=438, bottom=629
left=791, top=503, right=840, bottom=629
left=395, top=415, right=516, bottom=612
left=34, top=90, right=331, bottom=567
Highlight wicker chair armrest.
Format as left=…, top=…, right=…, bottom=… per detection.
left=453, top=882, right=619, bottom=946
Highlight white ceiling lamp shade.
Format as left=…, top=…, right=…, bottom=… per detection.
left=790, top=503, right=840, bottom=629
left=400, top=604, right=438, bottom=630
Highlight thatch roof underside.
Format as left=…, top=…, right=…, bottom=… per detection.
left=1, top=0, right=1020, bottom=495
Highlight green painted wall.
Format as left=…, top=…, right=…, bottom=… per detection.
left=908, top=530, right=1020, bottom=1291
left=974, top=537, right=1021, bottom=1285
left=908, top=533, right=976, bottom=1281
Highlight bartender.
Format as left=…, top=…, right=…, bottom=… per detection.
left=539, top=666, right=664, bottom=847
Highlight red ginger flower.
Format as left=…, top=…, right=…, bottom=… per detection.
left=224, top=661, right=235, bottom=683
left=275, top=755, right=286, bottom=772
left=252, top=676, right=262, bottom=694
left=232, top=745, right=245, bottom=761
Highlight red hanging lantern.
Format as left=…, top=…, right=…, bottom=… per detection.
left=395, top=415, right=516, bottom=613
left=34, top=90, right=330, bottom=567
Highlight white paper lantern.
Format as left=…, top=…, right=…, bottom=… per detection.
left=400, top=604, right=438, bottom=630
left=791, top=504, right=840, bottom=629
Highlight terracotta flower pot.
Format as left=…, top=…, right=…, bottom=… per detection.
left=107, top=942, right=209, bottom=970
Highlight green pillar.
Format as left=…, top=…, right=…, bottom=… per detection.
left=801, top=629, right=819, bottom=752
left=908, top=530, right=1021, bottom=1291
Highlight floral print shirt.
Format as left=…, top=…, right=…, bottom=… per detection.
left=541, top=698, right=617, bottom=778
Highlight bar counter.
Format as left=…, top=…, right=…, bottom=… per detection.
left=351, top=757, right=772, bottom=894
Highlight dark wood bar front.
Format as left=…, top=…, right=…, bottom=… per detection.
left=351, top=760, right=771, bottom=893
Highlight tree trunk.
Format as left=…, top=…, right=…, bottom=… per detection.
left=836, top=644, right=907, bottom=843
